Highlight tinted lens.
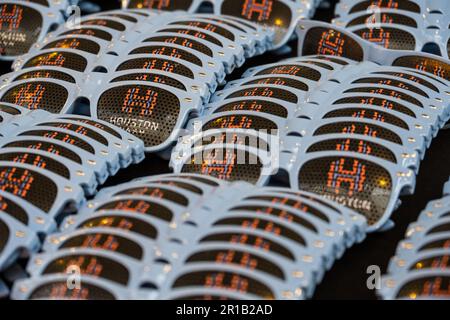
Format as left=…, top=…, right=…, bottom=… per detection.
left=181, top=147, right=263, bottom=183
left=193, top=132, right=270, bottom=151
left=0, top=82, right=68, bottom=112
left=96, top=85, right=181, bottom=147
left=186, top=249, right=285, bottom=279
left=213, top=99, right=288, bottom=118
left=169, top=21, right=235, bottom=41
left=116, top=57, right=194, bottom=79
left=37, top=123, right=108, bottom=146
left=354, top=27, right=416, bottom=50
left=111, top=73, right=187, bottom=91
left=159, top=28, right=223, bottom=47
left=241, top=77, right=309, bottom=92
left=150, top=180, right=203, bottom=195
left=0, top=152, right=70, bottom=179
left=0, top=218, right=9, bottom=254
left=0, top=194, right=28, bottom=225
left=244, top=195, right=330, bottom=222
left=23, top=51, right=88, bottom=72
left=333, top=96, right=416, bottom=118
left=60, top=117, right=122, bottom=140
left=396, top=276, right=450, bottom=299
left=298, top=156, right=393, bottom=225
left=114, top=187, right=188, bottom=206
left=173, top=270, right=275, bottom=299
left=43, top=38, right=101, bottom=55
left=95, top=199, right=173, bottom=222
left=60, top=28, right=113, bottom=41
left=42, top=254, right=129, bottom=285
left=220, top=0, right=292, bottom=45
left=30, top=281, right=115, bottom=300
left=79, top=215, right=158, bottom=240
left=3, top=140, right=82, bottom=164
left=352, top=77, right=428, bottom=98
left=59, top=233, right=143, bottom=260
left=323, top=107, right=409, bottom=130
left=19, top=130, right=95, bottom=154
left=313, top=121, right=402, bottom=145
left=127, top=0, right=194, bottom=11
left=0, top=165, right=57, bottom=212
left=393, top=56, right=450, bottom=81
left=302, top=27, right=364, bottom=61
left=213, top=217, right=306, bottom=246
left=349, top=1, right=420, bottom=14
left=347, top=13, right=418, bottom=28
left=419, top=238, right=450, bottom=252
left=255, top=65, right=321, bottom=81
left=81, top=19, right=126, bottom=32
left=306, top=138, right=398, bottom=163
left=200, top=232, right=295, bottom=261
left=371, top=71, right=439, bottom=92
left=144, top=35, right=213, bottom=57
left=409, top=254, right=450, bottom=271
left=224, top=86, right=298, bottom=103
left=0, top=104, right=21, bottom=115
left=428, top=222, right=450, bottom=236
left=13, top=70, right=76, bottom=83
left=130, top=45, right=202, bottom=67
left=203, top=115, right=278, bottom=131
left=229, top=205, right=317, bottom=232
left=0, top=4, right=43, bottom=56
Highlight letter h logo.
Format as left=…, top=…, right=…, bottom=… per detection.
left=327, top=158, right=366, bottom=196
left=241, top=0, right=273, bottom=21
left=0, top=5, right=23, bottom=31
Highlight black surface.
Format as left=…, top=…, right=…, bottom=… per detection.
left=1, top=0, right=449, bottom=300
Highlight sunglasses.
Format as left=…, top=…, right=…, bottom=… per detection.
left=123, top=0, right=308, bottom=48
left=296, top=20, right=450, bottom=82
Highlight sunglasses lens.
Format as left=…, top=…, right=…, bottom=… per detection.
left=186, top=249, right=284, bottom=279
left=297, top=156, right=392, bottom=225
left=419, top=238, right=450, bottom=252
left=354, top=27, right=416, bottom=51
left=333, top=96, right=416, bottom=118
left=255, top=64, right=321, bottom=81
left=43, top=38, right=101, bottom=55
left=224, top=86, right=298, bottom=103
left=393, top=56, right=450, bottom=81
left=114, top=187, right=189, bottom=206
left=200, top=232, right=295, bottom=261
left=79, top=215, right=158, bottom=240
left=0, top=82, right=68, bottom=112
left=213, top=100, right=288, bottom=118
left=172, top=270, right=275, bottom=299
left=0, top=166, right=57, bottom=212
left=96, top=85, right=181, bottom=147
left=0, top=195, right=28, bottom=225
left=242, top=77, right=309, bottom=91
left=3, top=140, right=82, bottom=164
left=59, top=232, right=143, bottom=260
left=13, top=70, right=76, bottom=83
left=203, top=115, right=278, bottom=131
left=60, top=28, right=113, bottom=41
left=144, top=35, right=214, bottom=57
left=307, top=138, right=397, bottom=163
left=302, top=27, right=364, bottom=61
left=181, top=147, right=263, bottom=183
left=20, top=130, right=95, bottom=154
left=23, top=52, right=88, bottom=72
left=396, top=276, right=450, bottom=299
left=42, top=254, right=129, bottom=285
left=81, top=19, right=126, bottom=32
left=96, top=199, right=173, bottom=222
left=0, top=4, right=43, bottom=57
left=0, top=219, right=8, bottom=254
left=111, top=73, right=187, bottom=91
left=347, top=13, right=418, bottom=28
left=349, top=0, right=420, bottom=14
left=30, top=281, right=116, bottom=300
left=127, top=0, right=194, bottom=11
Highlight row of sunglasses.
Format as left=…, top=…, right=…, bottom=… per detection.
left=0, top=0, right=314, bottom=61
left=333, top=0, right=450, bottom=59
left=168, top=53, right=450, bottom=232
left=7, top=173, right=367, bottom=299
left=378, top=177, right=450, bottom=299
left=0, top=107, right=145, bottom=272
left=0, top=9, right=276, bottom=152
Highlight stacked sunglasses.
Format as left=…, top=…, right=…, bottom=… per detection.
left=0, top=8, right=277, bottom=156
left=0, top=108, right=145, bottom=295
left=10, top=173, right=367, bottom=300
left=170, top=51, right=450, bottom=232
left=123, top=0, right=317, bottom=49
left=0, top=0, right=78, bottom=61
left=378, top=177, right=450, bottom=299
left=333, top=0, right=450, bottom=59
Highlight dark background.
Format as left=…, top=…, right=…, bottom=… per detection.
left=1, top=0, right=449, bottom=300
